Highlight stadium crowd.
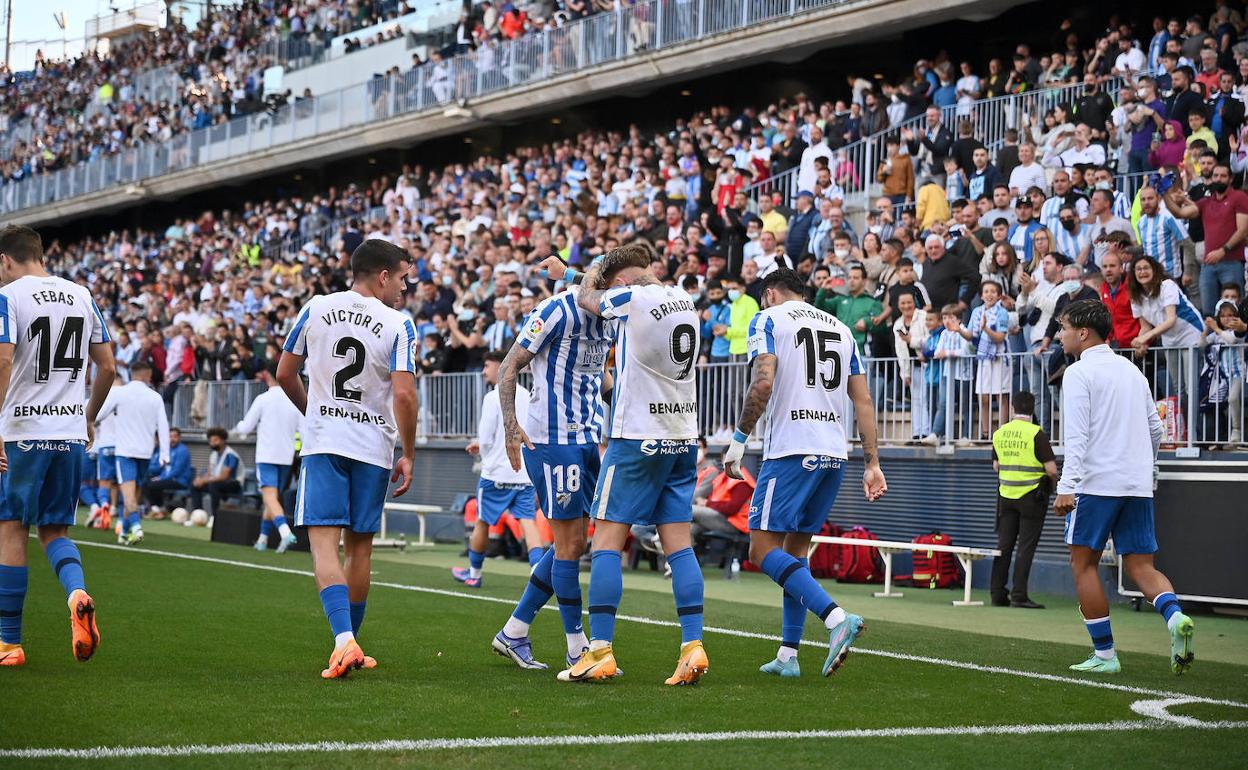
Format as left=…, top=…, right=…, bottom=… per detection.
left=13, top=5, right=1248, bottom=449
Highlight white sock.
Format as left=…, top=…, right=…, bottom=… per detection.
left=502, top=617, right=529, bottom=638
left=1094, top=646, right=1116, bottom=660
left=589, top=638, right=610, bottom=651
left=469, top=567, right=483, bottom=580
left=1165, top=614, right=1181, bottom=632
left=334, top=631, right=355, bottom=648
left=823, top=606, right=847, bottom=629
left=567, top=632, right=589, bottom=657
left=776, top=645, right=797, bottom=663
left=277, top=522, right=294, bottom=539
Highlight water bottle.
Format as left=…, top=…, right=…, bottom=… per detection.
left=730, top=557, right=741, bottom=580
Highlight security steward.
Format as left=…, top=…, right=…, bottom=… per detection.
left=991, top=391, right=1058, bottom=609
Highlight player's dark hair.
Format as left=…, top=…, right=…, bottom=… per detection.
left=1011, top=391, right=1036, bottom=416
left=1059, top=299, right=1112, bottom=341
left=484, top=349, right=507, bottom=364
left=0, top=225, right=43, bottom=264
left=597, top=243, right=652, bottom=287
left=760, top=267, right=806, bottom=298
left=131, top=361, right=152, bottom=375
left=206, top=427, right=229, bottom=442
left=350, top=239, right=410, bottom=278
left=705, top=278, right=723, bottom=291
left=170, top=427, right=182, bottom=436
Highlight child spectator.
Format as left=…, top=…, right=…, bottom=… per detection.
left=1202, top=300, right=1245, bottom=446
left=918, top=308, right=946, bottom=445
left=934, top=303, right=975, bottom=444
left=893, top=294, right=930, bottom=441
left=960, top=281, right=1011, bottom=439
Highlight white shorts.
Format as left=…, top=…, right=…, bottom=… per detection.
left=975, top=358, right=1010, bottom=395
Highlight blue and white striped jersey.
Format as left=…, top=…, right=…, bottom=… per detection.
left=1052, top=223, right=1091, bottom=265
left=283, top=290, right=418, bottom=470
left=1136, top=212, right=1186, bottom=278
left=747, top=301, right=864, bottom=461
left=517, top=287, right=611, bottom=445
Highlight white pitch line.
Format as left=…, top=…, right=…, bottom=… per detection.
left=74, top=541, right=1248, bottom=708
left=4, top=719, right=1248, bottom=760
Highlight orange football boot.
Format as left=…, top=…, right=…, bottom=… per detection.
left=0, top=642, right=25, bottom=667
left=321, top=638, right=367, bottom=679
left=68, top=590, right=100, bottom=662
left=664, top=640, right=709, bottom=686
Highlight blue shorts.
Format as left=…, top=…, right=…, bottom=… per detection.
left=295, top=454, right=390, bottom=534
left=115, top=455, right=150, bottom=484
left=257, top=462, right=292, bottom=491
left=749, top=455, right=846, bottom=534
left=523, top=443, right=601, bottom=521
left=476, top=478, right=536, bottom=525
left=1065, top=494, right=1158, bottom=555
left=0, top=440, right=86, bottom=528
left=96, top=447, right=116, bottom=482
left=591, top=438, right=697, bottom=527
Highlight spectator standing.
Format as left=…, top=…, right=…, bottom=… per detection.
left=825, top=265, right=884, bottom=353
left=916, top=178, right=951, bottom=232
left=1016, top=252, right=1066, bottom=429
left=1164, top=66, right=1204, bottom=133
left=722, top=275, right=759, bottom=360
left=960, top=281, right=1011, bottom=438
left=797, top=126, right=833, bottom=195
left=483, top=298, right=517, bottom=352
left=996, top=129, right=1022, bottom=182
left=893, top=294, right=929, bottom=440
left=966, top=147, right=1004, bottom=202
left=700, top=279, right=733, bottom=363
left=922, top=234, right=979, bottom=313
left=1007, top=144, right=1046, bottom=197
left=877, top=137, right=914, bottom=205
left=1074, top=75, right=1114, bottom=143
left=990, top=391, right=1058, bottom=609
left=1165, top=164, right=1248, bottom=315
left=934, top=304, right=975, bottom=444
left=1085, top=190, right=1136, bottom=269
left=904, top=106, right=955, bottom=188
left=1124, top=77, right=1168, bottom=173
left=784, top=191, right=819, bottom=262
left=1136, top=186, right=1187, bottom=279
left=1099, top=252, right=1139, bottom=349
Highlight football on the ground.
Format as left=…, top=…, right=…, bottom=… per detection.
left=189, top=509, right=209, bottom=527
left=170, top=508, right=189, bottom=524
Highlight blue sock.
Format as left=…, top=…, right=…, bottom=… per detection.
left=552, top=558, right=584, bottom=636
left=44, top=538, right=86, bottom=597
left=319, top=584, right=352, bottom=639
left=96, top=488, right=110, bottom=507
left=587, top=550, right=622, bottom=643
left=273, top=515, right=289, bottom=532
left=1153, top=592, right=1182, bottom=624
left=260, top=520, right=275, bottom=538
left=467, top=548, right=485, bottom=574
left=760, top=549, right=838, bottom=621
left=667, top=547, right=704, bottom=644
left=79, top=486, right=95, bottom=507
left=126, top=511, right=141, bottom=530
left=527, top=547, right=544, bottom=567
left=1084, top=616, right=1115, bottom=657
left=512, top=548, right=554, bottom=625
left=349, top=601, right=366, bottom=636
left=120, top=511, right=131, bottom=534
left=0, top=565, right=27, bottom=645
left=781, top=557, right=810, bottom=648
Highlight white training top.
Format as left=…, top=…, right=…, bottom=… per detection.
left=233, top=385, right=303, bottom=466
left=0, top=274, right=110, bottom=442
left=284, top=290, right=418, bottom=470
left=748, top=300, right=865, bottom=461
left=1057, top=344, right=1163, bottom=498
left=478, top=385, right=531, bottom=485
left=516, top=287, right=611, bottom=445
left=99, top=380, right=170, bottom=464
left=599, top=283, right=700, bottom=440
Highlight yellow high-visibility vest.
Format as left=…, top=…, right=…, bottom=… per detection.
left=992, top=418, right=1045, bottom=499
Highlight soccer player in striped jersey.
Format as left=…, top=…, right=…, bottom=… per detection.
left=489, top=265, right=612, bottom=671
left=0, top=225, right=116, bottom=667
left=724, top=268, right=887, bottom=679
left=277, top=239, right=418, bottom=679
left=556, top=244, right=709, bottom=686
left=1136, top=186, right=1187, bottom=279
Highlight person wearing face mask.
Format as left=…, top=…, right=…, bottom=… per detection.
left=700, top=279, right=733, bottom=363
left=1089, top=168, right=1131, bottom=220
left=742, top=217, right=764, bottom=263
left=721, top=275, right=760, bottom=361
left=447, top=298, right=487, bottom=373
left=1042, top=264, right=1101, bottom=350
left=1052, top=203, right=1092, bottom=268
left=1165, top=162, right=1248, bottom=315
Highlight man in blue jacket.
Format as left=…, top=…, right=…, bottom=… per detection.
left=145, top=428, right=194, bottom=512
left=784, top=191, right=820, bottom=261
left=700, top=279, right=733, bottom=363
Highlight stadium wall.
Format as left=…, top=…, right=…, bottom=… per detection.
left=16, top=0, right=1020, bottom=228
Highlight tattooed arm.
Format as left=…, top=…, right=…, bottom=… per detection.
left=723, top=353, right=776, bottom=479
left=499, top=341, right=537, bottom=472
left=847, top=372, right=887, bottom=501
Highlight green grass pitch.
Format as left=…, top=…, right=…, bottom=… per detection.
left=3, top=518, right=1246, bottom=768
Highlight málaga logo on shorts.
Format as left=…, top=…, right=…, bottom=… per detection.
left=801, top=455, right=840, bottom=471
left=16, top=440, right=76, bottom=452
left=640, top=439, right=694, bottom=456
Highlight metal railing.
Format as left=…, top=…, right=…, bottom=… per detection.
left=1, top=0, right=865, bottom=216
left=168, top=344, right=1245, bottom=449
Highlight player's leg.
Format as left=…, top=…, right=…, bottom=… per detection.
left=341, top=458, right=390, bottom=670
left=508, top=486, right=545, bottom=566
left=759, top=533, right=812, bottom=677
left=0, top=520, right=29, bottom=666
left=270, top=466, right=297, bottom=552
left=653, top=445, right=707, bottom=686
left=1064, top=494, right=1121, bottom=673
left=1115, top=497, right=1194, bottom=674
left=37, top=442, right=98, bottom=662
left=116, top=457, right=146, bottom=544
left=342, top=530, right=373, bottom=638
left=454, top=481, right=497, bottom=586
